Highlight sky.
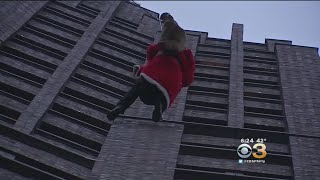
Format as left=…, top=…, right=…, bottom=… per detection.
left=136, top=1, right=320, bottom=52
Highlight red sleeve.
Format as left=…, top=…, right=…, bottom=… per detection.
left=146, top=44, right=161, bottom=62
left=182, top=49, right=196, bottom=87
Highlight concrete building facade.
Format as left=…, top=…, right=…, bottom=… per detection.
left=1, top=1, right=319, bottom=180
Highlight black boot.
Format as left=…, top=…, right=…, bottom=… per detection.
left=107, top=78, right=145, bottom=121
left=107, top=105, right=125, bottom=121
left=152, top=101, right=163, bottom=122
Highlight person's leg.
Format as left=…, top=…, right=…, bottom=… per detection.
left=107, top=78, right=144, bottom=120
left=152, top=87, right=167, bottom=122
left=152, top=98, right=162, bottom=122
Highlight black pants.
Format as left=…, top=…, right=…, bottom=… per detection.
left=117, top=77, right=167, bottom=111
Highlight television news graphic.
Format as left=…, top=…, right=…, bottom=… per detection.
left=237, top=138, right=267, bottom=164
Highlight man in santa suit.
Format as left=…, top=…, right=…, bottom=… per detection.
left=107, top=13, right=195, bottom=122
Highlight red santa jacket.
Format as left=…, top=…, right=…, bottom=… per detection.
left=133, top=44, right=195, bottom=109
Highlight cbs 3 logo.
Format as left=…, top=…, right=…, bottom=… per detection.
left=237, top=143, right=267, bottom=159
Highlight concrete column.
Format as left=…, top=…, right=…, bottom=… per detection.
left=227, top=23, right=244, bottom=128
left=276, top=44, right=320, bottom=180
left=289, top=136, right=320, bottom=180
left=91, top=118, right=183, bottom=180
left=276, top=44, right=320, bottom=136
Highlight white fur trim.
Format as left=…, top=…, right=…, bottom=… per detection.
left=140, top=73, right=170, bottom=110
left=132, top=65, right=141, bottom=78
